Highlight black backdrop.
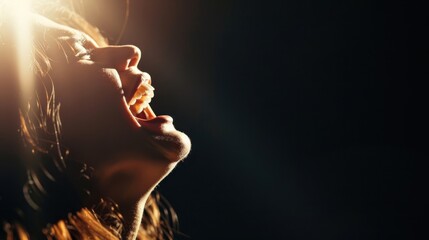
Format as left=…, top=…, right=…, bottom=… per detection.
left=86, top=1, right=427, bottom=239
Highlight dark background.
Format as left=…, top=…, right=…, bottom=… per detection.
left=88, top=0, right=427, bottom=239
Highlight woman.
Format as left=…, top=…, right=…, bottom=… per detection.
left=0, top=0, right=191, bottom=239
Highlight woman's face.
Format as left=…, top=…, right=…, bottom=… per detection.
left=32, top=14, right=191, bottom=204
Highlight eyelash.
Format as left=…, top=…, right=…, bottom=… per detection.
left=75, top=47, right=93, bottom=60
left=74, top=37, right=94, bottom=60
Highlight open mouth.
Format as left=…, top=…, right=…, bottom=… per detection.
left=127, top=81, right=156, bottom=120
left=125, top=74, right=175, bottom=135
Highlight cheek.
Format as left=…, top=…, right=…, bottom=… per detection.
left=98, top=67, right=123, bottom=92
left=49, top=63, right=135, bottom=159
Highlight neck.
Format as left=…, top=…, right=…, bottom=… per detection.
left=120, top=196, right=148, bottom=240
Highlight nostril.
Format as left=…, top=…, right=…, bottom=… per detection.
left=125, top=45, right=141, bottom=68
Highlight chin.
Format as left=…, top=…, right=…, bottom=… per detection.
left=151, top=129, right=191, bottom=163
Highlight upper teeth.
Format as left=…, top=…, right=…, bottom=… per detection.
left=128, top=82, right=155, bottom=115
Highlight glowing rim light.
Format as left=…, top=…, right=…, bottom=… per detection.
left=9, top=0, right=35, bottom=106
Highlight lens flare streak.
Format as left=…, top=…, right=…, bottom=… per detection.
left=11, top=0, right=35, bottom=105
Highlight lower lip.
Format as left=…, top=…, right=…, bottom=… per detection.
left=136, top=115, right=174, bottom=133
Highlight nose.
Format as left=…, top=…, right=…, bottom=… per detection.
left=90, top=45, right=141, bottom=70
left=90, top=45, right=150, bottom=101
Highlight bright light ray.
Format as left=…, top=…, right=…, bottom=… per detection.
left=9, top=0, right=35, bottom=105
left=3, top=0, right=37, bottom=210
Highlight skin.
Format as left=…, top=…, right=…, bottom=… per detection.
left=31, top=14, right=191, bottom=239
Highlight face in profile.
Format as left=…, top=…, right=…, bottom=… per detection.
left=29, top=14, right=191, bottom=206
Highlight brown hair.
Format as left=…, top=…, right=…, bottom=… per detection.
left=0, top=0, right=178, bottom=239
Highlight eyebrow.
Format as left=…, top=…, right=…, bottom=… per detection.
left=57, top=32, right=86, bottom=45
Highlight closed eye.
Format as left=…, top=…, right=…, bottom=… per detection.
left=56, top=33, right=96, bottom=61
left=75, top=47, right=93, bottom=60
